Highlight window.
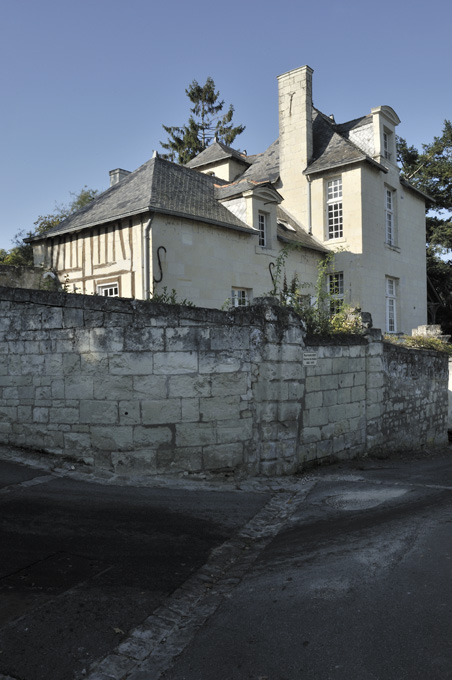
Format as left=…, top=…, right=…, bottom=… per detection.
left=386, top=277, right=397, bottom=333
left=385, top=188, right=395, bottom=245
left=97, top=282, right=119, bottom=297
left=328, top=272, right=344, bottom=314
left=383, top=130, right=392, bottom=161
left=327, top=178, right=343, bottom=239
left=231, top=288, right=250, bottom=307
left=258, top=212, right=267, bottom=247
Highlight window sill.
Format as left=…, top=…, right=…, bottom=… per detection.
left=255, top=245, right=276, bottom=254
left=325, top=236, right=346, bottom=244
left=385, top=242, right=400, bottom=253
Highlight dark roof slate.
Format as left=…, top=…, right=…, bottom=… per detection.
left=305, top=111, right=370, bottom=175
left=33, top=157, right=255, bottom=240
left=336, top=114, right=372, bottom=135
left=276, top=206, right=328, bottom=253
left=239, top=139, right=280, bottom=184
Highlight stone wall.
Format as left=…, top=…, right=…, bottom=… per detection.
left=0, top=287, right=448, bottom=476
left=0, top=265, right=59, bottom=291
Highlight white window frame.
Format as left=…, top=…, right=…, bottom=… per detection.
left=327, top=177, right=343, bottom=240
left=383, top=129, right=393, bottom=161
left=385, top=188, right=395, bottom=246
left=97, top=282, right=119, bottom=297
left=328, top=272, right=344, bottom=314
left=258, top=212, right=267, bottom=247
left=231, top=288, right=251, bottom=307
left=386, top=277, right=397, bottom=333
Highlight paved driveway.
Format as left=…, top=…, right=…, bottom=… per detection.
left=1, top=448, right=452, bottom=680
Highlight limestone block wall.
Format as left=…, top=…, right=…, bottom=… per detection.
left=379, top=342, right=449, bottom=452
left=299, top=334, right=448, bottom=463
left=300, top=337, right=368, bottom=463
left=0, top=287, right=448, bottom=476
left=0, top=288, right=305, bottom=476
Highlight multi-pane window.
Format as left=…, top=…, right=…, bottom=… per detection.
left=385, top=189, right=394, bottom=245
left=386, top=277, right=397, bottom=333
left=97, top=282, right=119, bottom=297
left=231, top=288, right=250, bottom=307
left=328, top=272, right=344, bottom=314
left=258, top=212, right=267, bottom=247
left=383, top=131, right=392, bottom=160
left=327, top=178, right=343, bottom=239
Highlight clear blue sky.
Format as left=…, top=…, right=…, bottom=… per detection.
left=1, top=0, right=451, bottom=249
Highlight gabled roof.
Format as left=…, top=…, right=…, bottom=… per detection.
left=185, top=140, right=251, bottom=170
left=211, top=140, right=280, bottom=200
left=276, top=206, right=328, bottom=253
left=31, top=157, right=256, bottom=241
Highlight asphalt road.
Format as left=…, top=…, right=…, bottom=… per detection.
left=2, top=450, right=452, bottom=680
left=0, top=457, right=269, bottom=680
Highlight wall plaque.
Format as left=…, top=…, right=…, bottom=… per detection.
left=303, top=351, right=318, bottom=366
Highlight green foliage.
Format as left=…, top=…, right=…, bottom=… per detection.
left=149, top=286, right=195, bottom=307
left=160, top=77, right=245, bottom=164
left=1, top=186, right=98, bottom=267
left=398, top=122, right=452, bottom=335
left=384, top=334, right=452, bottom=355
left=269, top=248, right=363, bottom=335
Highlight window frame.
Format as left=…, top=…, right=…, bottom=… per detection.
left=385, top=277, right=397, bottom=333
left=385, top=186, right=397, bottom=247
left=385, top=188, right=394, bottom=245
left=382, top=128, right=395, bottom=162
left=328, top=272, right=344, bottom=314
left=97, top=282, right=119, bottom=297
left=258, top=212, right=267, bottom=247
left=326, top=177, right=343, bottom=240
left=231, top=287, right=251, bottom=307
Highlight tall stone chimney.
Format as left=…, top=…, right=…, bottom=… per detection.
left=277, top=65, right=313, bottom=224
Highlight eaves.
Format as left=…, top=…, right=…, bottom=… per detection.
left=26, top=205, right=256, bottom=243
left=304, top=155, right=388, bottom=177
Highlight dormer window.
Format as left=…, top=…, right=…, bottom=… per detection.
left=383, top=130, right=392, bottom=161
left=258, top=212, right=267, bottom=247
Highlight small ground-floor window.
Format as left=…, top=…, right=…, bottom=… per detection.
left=97, top=282, right=119, bottom=297
left=231, top=287, right=251, bottom=307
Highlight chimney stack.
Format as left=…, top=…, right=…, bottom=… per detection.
left=277, top=65, right=313, bottom=224
left=109, top=168, right=131, bottom=187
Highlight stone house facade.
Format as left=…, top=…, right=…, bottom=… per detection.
left=30, top=65, right=428, bottom=332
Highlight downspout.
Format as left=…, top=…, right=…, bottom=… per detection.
left=143, top=213, right=154, bottom=299
left=307, top=175, right=312, bottom=234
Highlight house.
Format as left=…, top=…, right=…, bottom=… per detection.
left=29, top=153, right=326, bottom=309
left=30, top=65, right=428, bottom=332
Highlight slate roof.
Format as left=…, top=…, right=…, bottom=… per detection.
left=238, top=139, right=280, bottom=184
left=305, top=110, right=386, bottom=176
left=212, top=140, right=280, bottom=200
left=276, top=206, right=328, bottom=253
left=185, top=140, right=251, bottom=169
left=336, top=114, right=372, bottom=136
left=31, top=157, right=256, bottom=241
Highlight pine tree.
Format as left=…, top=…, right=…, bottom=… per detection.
left=160, top=77, right=245, bottom=164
